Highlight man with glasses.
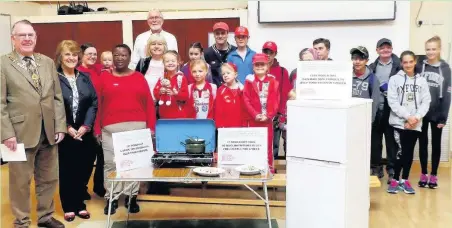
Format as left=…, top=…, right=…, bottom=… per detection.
left=130, top=8, right=178, bottom=69
left=227, top=26, right=256, bottom=84
left=204, top=22, right=237, bottom=87
left=1, top=19, right=67, bottom=228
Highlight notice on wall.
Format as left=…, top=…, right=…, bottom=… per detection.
left=217, top=127, right=267, bottom=169
left=112, top=128, right=154, bottom=172
left=296, top=61, right=352, bottom=100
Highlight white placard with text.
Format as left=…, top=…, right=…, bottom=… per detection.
left=112, top=128, right=154, bottom=172
left=217, top=127, right=268, bottom=169
left=296, top=61, right=352, bottom=100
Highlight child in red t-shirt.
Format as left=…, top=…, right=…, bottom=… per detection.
left=214, top=63, right=248, bottom=128
left=153, top=51, right=189, bottom=119
left=243, top=53, right=280, bottom=173
left=187, top=59, right=217, bottom=119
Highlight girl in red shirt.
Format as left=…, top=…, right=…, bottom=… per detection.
left=153, top=51, right=189, bottom=119
left=187, top=59, right=217, bottom=119
left=214, top=63, right=247, bottom=128
left=243, top=53, right=280, bottom=173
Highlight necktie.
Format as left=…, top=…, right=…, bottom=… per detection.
left=23, top=56, right=42, bottom=93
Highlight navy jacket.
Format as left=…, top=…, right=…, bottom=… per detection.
left=58, top=70, right=98, bottom=130
left=369, top=54, right=402, bottom=122
left=204, top=43, right=237, bottom=87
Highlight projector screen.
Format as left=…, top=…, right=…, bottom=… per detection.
left=258, top=1, right=396, bottom=23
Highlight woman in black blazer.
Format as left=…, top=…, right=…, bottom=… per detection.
left=55, top=40, right=98, bottom=222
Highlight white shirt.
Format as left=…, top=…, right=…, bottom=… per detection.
left=144, top=59, right=165, bottom=101
left=129, top=30, right=178, bottom=69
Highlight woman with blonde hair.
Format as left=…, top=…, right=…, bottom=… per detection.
left=55, top=40, right=98, bottom=221
left=417, top=36, right=452, bottom=189
left=135, top=34, right=167, bottom=119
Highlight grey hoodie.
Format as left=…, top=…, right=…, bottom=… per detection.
left=352, top=66, right=380, bottom=122
left=387, top=70, right=431, bottom=131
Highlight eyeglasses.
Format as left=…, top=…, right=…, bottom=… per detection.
left=14, top=33, right=36, bottom=39
left=84, top=53, right=97, bottom=57
left=148, top=16, right=162, bottom=21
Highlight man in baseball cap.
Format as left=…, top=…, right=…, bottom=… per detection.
left=262, top=41, right=291, bottom=159
left=243, top=52, right=279, bottom=173
left=368, top=38, right=401, bottom=180
left=227, top=26, right=256, bottom=84
left=204, top=22, right=237, bottom=87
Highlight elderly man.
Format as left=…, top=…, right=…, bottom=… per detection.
left=1, top=20, right=67, bottom=228
left=130, top=8, right=178, bottom=69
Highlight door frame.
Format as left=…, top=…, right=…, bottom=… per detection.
left=11, top=9, right=248, bottom=50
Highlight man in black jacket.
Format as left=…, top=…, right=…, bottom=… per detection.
left=368, top=38, right=402, bottom=182
left=204, top=22, right=237, bottom=87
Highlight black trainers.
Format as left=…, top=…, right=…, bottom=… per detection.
left=125, top=196, right=140, bottom=213
left=104, top=199, right=119, bottom=215
left=376, top=166, right=384, bottom=179
left=386, top=169, right=395, bottom=185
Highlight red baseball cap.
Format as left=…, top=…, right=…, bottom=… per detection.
left=252, top=53, right=269, bottom=64
left=262, top=41, right=277, bottom=52
left=234, top=26, right=249, bottom=37
left=213, top=22, right=229, bottom=32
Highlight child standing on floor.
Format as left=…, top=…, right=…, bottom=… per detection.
left=100, top=51, right=113, bottom=73
left=187, top=59, right=217, bottom=119
left=243, top=53, right=280, bottom=173
left=386, top=51, right=431, bottom=195
left=153, top=51, right=189, bottom=119
left=417, top=36, right=452, bottom=189
left=214, top=63, right=247, bottom=128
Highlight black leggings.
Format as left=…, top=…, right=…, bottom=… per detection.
left=419, top=120, right=443, bottom=175
left=393, top=128, right=419, bottom=181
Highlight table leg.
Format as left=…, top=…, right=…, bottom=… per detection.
left=263, top=182, right=272, bottom=228
left=106, top=181, right=115, bottom=228
left=201, top=181, right=207, bottom=197
left=126, top=182, right=134, bottom=228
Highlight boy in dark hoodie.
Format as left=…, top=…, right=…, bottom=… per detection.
left=368, top=38, right=402, bottom=181
left=416, top=36, right=452, bottom=189
left=351, top=46, right=380, bottom=122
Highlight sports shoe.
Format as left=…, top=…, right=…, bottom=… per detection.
left=387, top=179, right=399, bottom=194
left=399, top=180, right=415, bottom=194
left=377, top=167, right=384, bottom=179
left=428, top=175, right=438, bottom=189
left=418, top=174, right=428, bottom=188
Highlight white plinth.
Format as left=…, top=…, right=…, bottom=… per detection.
left=286, top=98, right=372, bottom=228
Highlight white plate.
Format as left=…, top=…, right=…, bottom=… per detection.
left=193, top=167, right=225, bottom=177
left=235, top=165, right=263, bottom=175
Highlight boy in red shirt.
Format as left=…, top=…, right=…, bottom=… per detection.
left=214, top=63, right=248, bottom=128
left=262, top=41, right=292, bottom=159
left=243, top=53, right=280, bottom=173
left=153, top=51, right=189, bottom=119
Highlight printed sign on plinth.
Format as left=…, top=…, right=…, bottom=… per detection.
left=296, top=61, right=352, bottom=100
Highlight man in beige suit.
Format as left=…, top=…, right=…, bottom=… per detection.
left=1, top=20, right=67, bottom=228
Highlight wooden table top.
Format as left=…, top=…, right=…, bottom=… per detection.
left=108, top=165, right=273, bottom=182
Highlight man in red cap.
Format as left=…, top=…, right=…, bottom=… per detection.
left=243, top=53, right=280, bottom=173
left=262, top=41, right=292, bottom=159
left=227, top=26, right=256, bottom=84
left=204, top=22, right=237, bottom=87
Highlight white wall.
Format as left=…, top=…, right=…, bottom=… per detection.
left=247, top=1, right=411, bottom=72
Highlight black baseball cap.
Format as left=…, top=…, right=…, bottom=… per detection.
left=376, top=38, right=392, bottom=48
left=350, top=46, right=369, bottom=59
